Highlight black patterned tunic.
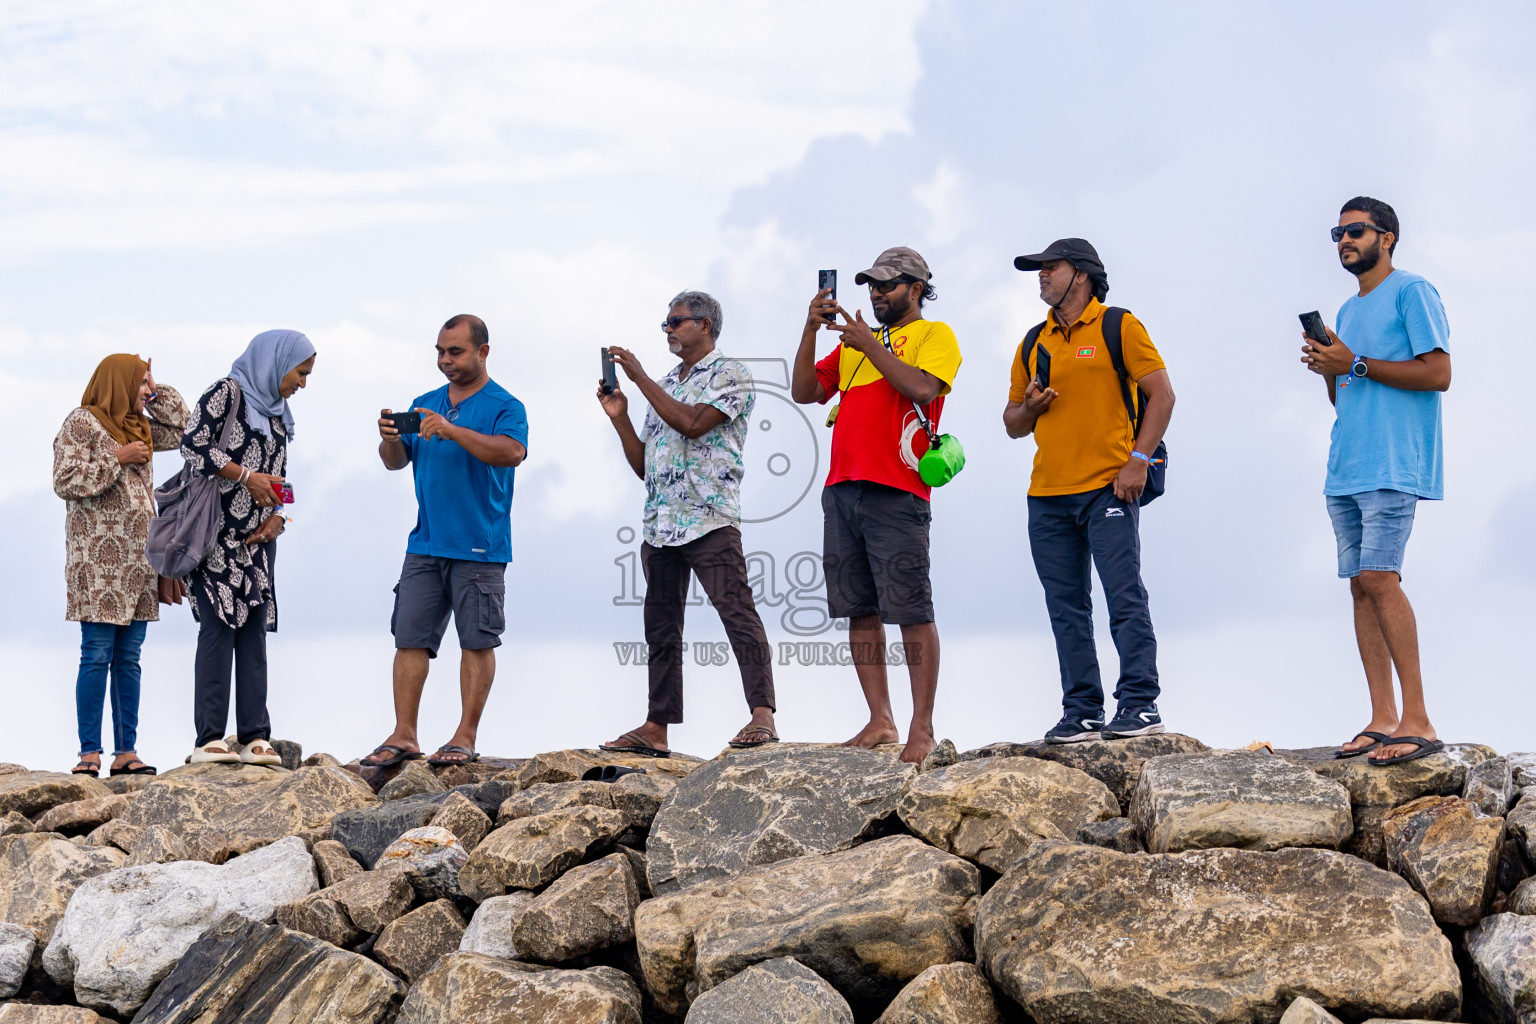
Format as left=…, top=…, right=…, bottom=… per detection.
left=180, top=377, right=286, bottom=631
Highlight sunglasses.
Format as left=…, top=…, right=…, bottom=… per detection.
left=1331, top=222, right=1389, bottom=243
left=661, top=315, right=707, bottom=330
left=869, top=278, right=917, bottom=294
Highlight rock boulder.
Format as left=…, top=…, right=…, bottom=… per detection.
left=685, top=957, right=853, bottom=1024
left=960, top=734, right=1208, bottom=808
left=976, top=842, right=1460, bottom=1024
left=396, top=951, right=642, bottom=1024
left=0, top=921, right=35, bottom=998
left=1466, top=912, right=1536, bottom=1024
left=373, top=899, right=466, bottom=984
left=459, top=891, right=536, bottom=959
left=0, top=772, right=112, bottom=818
left=1465, top=757, right=1517, bottom=818
left=635, top=835, right=979, bottom=1019
left=498, top=780, right=615, bottom=825
left=646, top=745, right=914, bottom=896
left=34, top=795, right=129, bottom=837
left=459, top=806, right=628, bottom=900
left=1384, top=795, right=1503, bottom=926
left=0, top=833, right=124, bottom=949
left=376, top=825, right=468, bottom=901
left=874, top=961, right=1002, bottom=1024
left=896, top=756, right=1119, bottom=873
left=511, top=853, right=640, bottom=963
left=428, top=790, right=491, bottom=851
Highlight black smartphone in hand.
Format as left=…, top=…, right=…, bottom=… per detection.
left=601, top=347, right=618, bottom=394
left=387, top=411, right=422, bottom=434
left=1299, top=310, right=1333, bottom=347
left=818, top=269, right=837, bottom=325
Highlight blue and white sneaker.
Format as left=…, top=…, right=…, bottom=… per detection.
left=1044, top=714, right=1106, bottom=744
left=1102, top=703, right=1165, bottom=739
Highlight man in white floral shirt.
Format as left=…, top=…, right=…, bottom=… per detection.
left=597, top=290, right=777, bottom=756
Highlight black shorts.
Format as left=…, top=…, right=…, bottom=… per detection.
left=821, top=480, right=934, bottom=625
left=391, top=554, right=507, bottom=657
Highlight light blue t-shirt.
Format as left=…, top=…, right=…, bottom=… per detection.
left=1326, top=270, right=1449, bottom=499
left=402, top=379, right=529, bottom=562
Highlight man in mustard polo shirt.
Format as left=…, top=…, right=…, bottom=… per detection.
left=792, top=246, right=962, bottom=764
left=1003, top=239, right=1176, bottom=743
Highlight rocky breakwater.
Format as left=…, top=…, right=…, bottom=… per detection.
left=1, top=737, right=1535, bottom=1021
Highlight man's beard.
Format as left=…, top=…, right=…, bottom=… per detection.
left=874, top=294, right=911, bottom=326
left=667, top=337, right=683, bottom=353
left=1342, top=239, right=1382, bottom=277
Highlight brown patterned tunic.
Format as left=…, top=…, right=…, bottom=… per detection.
left=52, top=387, right=191, bottom=625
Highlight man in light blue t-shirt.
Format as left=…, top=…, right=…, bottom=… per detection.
left=361, top=314, right=529, bottom=770
left=1301, top=197, right=1451, bottom=767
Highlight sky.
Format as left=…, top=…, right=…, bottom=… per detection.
left=3, top=0, right=1533, bottom=772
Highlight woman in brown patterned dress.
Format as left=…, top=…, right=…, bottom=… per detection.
left=53, top=354, right=189, bottom=777
left=180, top=330, right=316, bottom=766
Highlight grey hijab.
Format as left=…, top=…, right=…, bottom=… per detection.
left=227, top=329, right=315, bottom=438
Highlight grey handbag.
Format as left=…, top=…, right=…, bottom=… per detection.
left=145, top=380, right=243, bottom=578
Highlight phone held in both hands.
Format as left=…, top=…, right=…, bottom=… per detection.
left=818, top=269, right=837, bottom=326
left=1299, top=310, right=1332, bottom=347
left=386, top=410, right=422, bottom=435
left=600, top=347, right=618, bottom=395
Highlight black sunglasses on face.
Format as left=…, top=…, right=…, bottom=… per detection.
left=661, top=315, right=707, bottom=330
left=869, top=278, right=916, bottom=294
left=1331, top=222, right=1389, bottom=243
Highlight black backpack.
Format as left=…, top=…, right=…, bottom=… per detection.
left=1023, top=306, right=1167, bottom=506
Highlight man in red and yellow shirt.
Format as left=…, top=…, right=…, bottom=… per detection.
left=792, top=246, right=962, bottom=764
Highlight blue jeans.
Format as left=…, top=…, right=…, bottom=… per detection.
left=76, top=621, right=147, bottom=756
left=1028, top=485, right=1160, bottom=718
left=1326, top=489, right=1418, bottom=578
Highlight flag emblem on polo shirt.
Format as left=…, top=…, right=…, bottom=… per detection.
left=1076, top=346, right=1096, bottom=358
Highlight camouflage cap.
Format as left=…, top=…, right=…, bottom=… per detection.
left=854, top=246, right=931, bottom=285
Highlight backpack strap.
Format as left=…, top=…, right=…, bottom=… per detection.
left=1021, top=320, right=1048, bottom=383
left=1101, top=306, right=1140, bottom=434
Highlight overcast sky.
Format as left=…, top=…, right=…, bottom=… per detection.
left=3, top=1, right=1532, bottom=771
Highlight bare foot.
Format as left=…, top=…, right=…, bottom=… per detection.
left=602, top=721, right=669, bottom=754
left=899, top=737, right=936, bottom=764
left=1338, top=721, right=1398, bottom=755
left=843, top=720, right=900, bottom=748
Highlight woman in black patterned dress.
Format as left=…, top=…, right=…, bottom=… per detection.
left=180, top=330, right=316, bottom=765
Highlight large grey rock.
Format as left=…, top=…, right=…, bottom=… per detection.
left=376, top=825, right=468, bottom=900
left=1466, top=757, right=1517, bottom=817
left=646, top=745, right=914, bottom=896
left=34, top=795, right=129, bottom=837
left=1507, top=752, right=1536, bottom=789
left=373, top=898, right=466, bottom=984
left=41, top=834, right=318, bottom=1015
left=428, top=790, right=491, bottom=851
left=124, top=823, right=190, bottom=866
left=636, top=835, right=979, bottom=1019
left=874, top=961, right=1002, bottom=1024
left=331, top=790, right=453, bottom=868
left=0, top=772, right=112, bottom=818
left=396, top=950, right=642, bottom=1023
left=686, top=957, right=852, bottom=1023
left=511, top=853, right=640, bottom=963
left=0, top=921, right=35, bottom=998
left=611, top=770, right=677, bottom=830
left=277, top=884, right=362, bottom=947
left=1507, top=875, right=1536, bottom=915
left=0, top=833, right=124, bottom=949
left=960, top=734, right=1208, bottom=808
left=1077, top=816, right=1145, bottom=853
left=377, top=761, right=446, bottom=802
left=459, top=891, right=536, bottom=958
left=1466, top=913, right=1536, bottom=1024
left=120, top=764, right=377, bottom=863
left=976, top=842, right=1460, bottom=1024
left=1384, top=795, right=1503, bottom=926
left=460, top=806, right=628, bottom=900
left=130, top=911, right=403, bottom=1024
left=85, top=817, right=142, bottom=853
left=1130, top=750, right=1353, bottom=853
left=1506, top=790, right=1536, bottom=865
left=281, top=868, right=415, bottom=941
left=313, top=838, right=364, bottom=886
left=1279, top=742, right=1496, bottom=864
left=498, top=780, right=615, bottom=825
left=896, top=756, right=1118, bottom=873
left=0, top=811, right=30, bottom=836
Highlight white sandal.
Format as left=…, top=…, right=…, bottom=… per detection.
left=240, top=740, right=282, bottom=766
left=190, top=742, right=240, bottom=764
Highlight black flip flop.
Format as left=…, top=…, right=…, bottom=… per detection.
left=1368, top=736, right=1445, bottom=766
left=599, top=731, right=672, bottom=759
left=110, top=760, right=157, bottom=776
left=71, top=759, right=100, bottom=777
left=728, top=726, right=781, bottom=749
left=1334, top=731, right=1391, bottom=759
left=582, top=764, right=648, bottom=783
left=359, top=744, right=424, bottom=769
left=427, top=744, right=480, bottom=766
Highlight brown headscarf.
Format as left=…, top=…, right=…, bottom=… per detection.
left=81, top=354, right=153, bottom=448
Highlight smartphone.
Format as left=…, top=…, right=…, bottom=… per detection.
left=1299, top=310, right=1333, bottom=347
left=272, top=481, right=294, bottom=504
left=387, top=411, right=422, bottom=434
left=601, top=347, right=618, bottom=395
left=818, top=269, right=837, bottom=325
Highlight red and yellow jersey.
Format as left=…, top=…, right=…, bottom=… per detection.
left=816, top=319, right=962, bottom=500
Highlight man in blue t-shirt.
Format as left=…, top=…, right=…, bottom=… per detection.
left=1301, top=197, right=1451, bottom=767
left=361, top=314, right=529, bottom=769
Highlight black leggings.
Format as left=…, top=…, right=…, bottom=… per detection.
left=193, top=591, right=272, bottom=747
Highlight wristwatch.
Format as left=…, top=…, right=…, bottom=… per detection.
left=1351, top=354, right=1368, bottom=379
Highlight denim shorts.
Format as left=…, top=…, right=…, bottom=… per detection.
left=1325, top=489, right=1418, bottom=578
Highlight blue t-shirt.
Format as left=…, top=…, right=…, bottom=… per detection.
left=1326, top=270, right=1449, bottom=500
left=402, top=379, right=529, bottom=562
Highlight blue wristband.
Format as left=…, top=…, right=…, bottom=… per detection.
left=1129, top=450, right=1151, bottom=463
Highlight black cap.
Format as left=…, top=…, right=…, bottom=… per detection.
left=1014, top=237, right=1108, bottom=300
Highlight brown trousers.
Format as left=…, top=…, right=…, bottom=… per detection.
left=642, top=525, right=775, bottom=724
